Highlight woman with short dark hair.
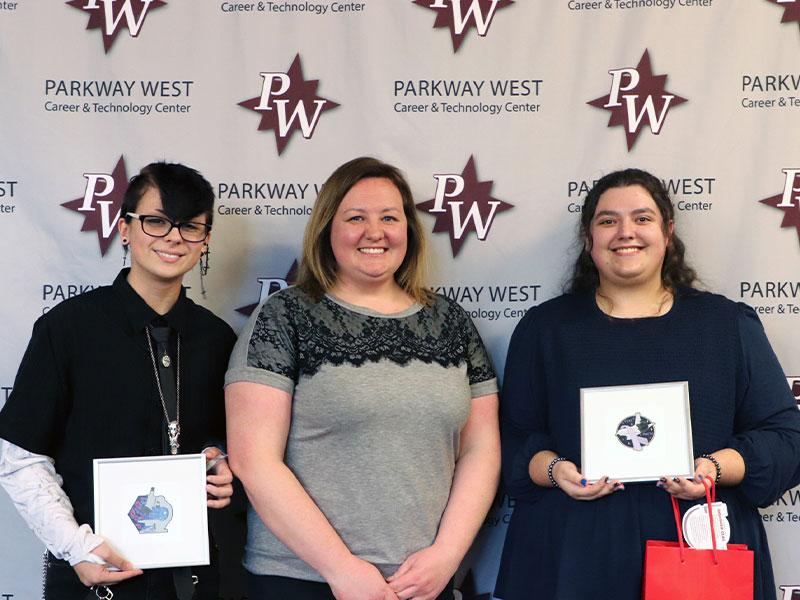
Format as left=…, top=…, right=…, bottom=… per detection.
left=0, top=161, right=236, bottom=600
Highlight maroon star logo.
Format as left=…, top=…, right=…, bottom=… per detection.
left=238, top=54, right=340, bottom=156
left=790, top=377, right=800, bottom=405
left=235, top=259, right=299, bottom=316
left=760, top=170, right=800, bottom=245
left=587, top=49, right=688, bottom=151
left=416, top=156, right=513, bottom=258
left=455, top=569, right=492, bottom=600
left=61, top=156, right=128, bottom=256
left=411, top=0, right=515, bottom=53
left=66, top=0, right=167, bottom=54
left=765, top=0, right=800, bottom=31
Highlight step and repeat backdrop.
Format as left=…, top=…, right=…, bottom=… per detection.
left=2, top=1, right=800, bottom=598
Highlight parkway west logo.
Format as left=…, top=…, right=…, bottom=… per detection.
left=778, top=584, right=800, bottom=600
left=61, top=155, right=128, bottom=256
left=789, top=376, right=800, bottom=409
left=239, top=54, right=340, bottom=156
left=416, top=156, right=512, bottom=258
left=412, top=0, right=514, bottom=53
left=760, top=168, right=800, bottom=247
left=67, top=0, right=167, bottom=54
left=766, top=0, right=800, bottom=32
left=236, top=260, right=298, bottom=316
left=587, top=50, right=687, bottom=152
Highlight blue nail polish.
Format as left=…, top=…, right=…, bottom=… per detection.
left=580, top=478, right=587, bottom=486
left=657, top=482, right=664, bottom=488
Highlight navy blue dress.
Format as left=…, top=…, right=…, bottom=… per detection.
left=494, top=290, right=800, bottom=600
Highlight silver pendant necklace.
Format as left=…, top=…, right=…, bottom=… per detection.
left=145, top=327, right=181, bottom=455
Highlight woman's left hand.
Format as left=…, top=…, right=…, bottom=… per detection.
left=658, top=457, right=717, bottom=500
left=204, top=447, right=234, bottom=509
left=658, top=474, right=707, bottom=500
left=386, top=544, right=460, bottom=600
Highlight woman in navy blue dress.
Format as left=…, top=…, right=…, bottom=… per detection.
left=494, top=169, right=800, bottom=600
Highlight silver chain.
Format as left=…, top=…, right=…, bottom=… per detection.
left=145, top=327, right=181, bottom=454
left=41, top=551, right=46, bottom=600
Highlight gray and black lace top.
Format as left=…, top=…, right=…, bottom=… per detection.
left=225, top=285, right=497, bottom=581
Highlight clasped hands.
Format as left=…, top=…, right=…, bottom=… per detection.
left=329, top=544, right=459, bottom=600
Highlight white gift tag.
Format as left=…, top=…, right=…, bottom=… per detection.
left=682, top=501, right=729, bottom=550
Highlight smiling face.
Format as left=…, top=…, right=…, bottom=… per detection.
left=329, top=177, right=408, bottom=291
left=588, top=184, right=673, bottom=292
left=118, top=185, right=209, bottom=290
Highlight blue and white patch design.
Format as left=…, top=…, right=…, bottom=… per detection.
left=615, top=412, right=655, bottom=451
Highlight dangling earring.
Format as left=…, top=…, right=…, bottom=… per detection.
left=199, top=244, right=210, bottom=299
left=122, top=238, right=129, bottom=267
left=200, top=245, right=210, bottom=276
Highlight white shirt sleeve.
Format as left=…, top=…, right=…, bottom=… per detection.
left=0, top=438, right=104, bottom=566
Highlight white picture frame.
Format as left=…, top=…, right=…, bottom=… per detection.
left=93, top=454, right=209, bottom=569
left=580, top=381, right=694, bottom=483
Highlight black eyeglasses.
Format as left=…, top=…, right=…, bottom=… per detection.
left=127, top=213, right=211, bottom=243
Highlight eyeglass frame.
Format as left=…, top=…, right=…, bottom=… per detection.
left=126, top=213, right=212, bottom=243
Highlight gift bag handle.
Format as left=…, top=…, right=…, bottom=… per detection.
left=670, top=476, right=719, bottom=565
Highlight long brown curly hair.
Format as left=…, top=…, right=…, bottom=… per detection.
left=568, top=168, right=697, bottom=294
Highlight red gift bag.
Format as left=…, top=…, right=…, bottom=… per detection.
left=642, top=478, right=754, bottom=600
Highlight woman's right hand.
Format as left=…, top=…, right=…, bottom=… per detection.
left=551, top=459, right=624, bottom=500
left=72, top=542, right=143, bottom=587
left=327, top=555, right=398, bottom=600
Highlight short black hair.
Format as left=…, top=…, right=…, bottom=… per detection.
left=122, top=162, right=215, bottom=225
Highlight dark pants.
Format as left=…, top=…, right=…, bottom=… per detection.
left=44, top=553, right=219, bottom=600
left=247, top=572, right=456, bottom=600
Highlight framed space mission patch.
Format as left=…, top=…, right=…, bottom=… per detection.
left=93, top=454, right=209, bottom=569
left=580, top=381, right=694, bottom=483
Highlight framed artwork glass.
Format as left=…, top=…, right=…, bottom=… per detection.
left=93, top=453, right=209, bottom=569
left=581, top=381, right=694, bottom=483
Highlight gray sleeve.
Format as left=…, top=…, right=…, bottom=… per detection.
left=224, top=292, right=297, bottom=394
left=461, top=307, right=498, bottom=397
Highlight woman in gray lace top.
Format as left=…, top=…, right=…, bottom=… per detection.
left=225, top=157, right=500, bottom=600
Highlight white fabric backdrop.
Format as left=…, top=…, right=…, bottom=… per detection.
left=2, top=1, right=799, bottom=598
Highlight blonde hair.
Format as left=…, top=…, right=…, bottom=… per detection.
left=295, top=157, right=433, bottom=305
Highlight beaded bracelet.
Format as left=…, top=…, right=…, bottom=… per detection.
left=548, top=457, right=568, bottom=488
left=699, top=453, right=721, bottom=484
